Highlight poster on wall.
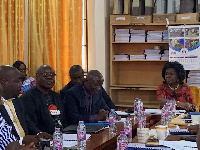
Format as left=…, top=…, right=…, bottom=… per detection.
left=168, top=25, right=200, bottom=70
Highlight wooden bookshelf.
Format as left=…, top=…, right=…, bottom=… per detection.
left=110, top=17, right=169, bottom=109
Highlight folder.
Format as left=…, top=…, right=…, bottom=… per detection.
left=63, top=124, right=105, bottom=134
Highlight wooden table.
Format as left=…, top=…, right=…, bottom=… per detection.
left=85, top=114, right=159, bottom=150
left=86, top=122, right=138, bottom=150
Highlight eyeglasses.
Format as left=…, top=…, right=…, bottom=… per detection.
left=39, top=72, right=56, bottom=78
left=18, top=68, right=28, bottom=72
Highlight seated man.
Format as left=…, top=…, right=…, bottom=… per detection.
left=61, top=65, right=116, bottom=109
left=20, top=65, right=67, bottom=134
left=64, top=70, right=110, bottom=125
left=0, top=111, right=36, bottom=150
left=0, top=65, right=50, bottom=148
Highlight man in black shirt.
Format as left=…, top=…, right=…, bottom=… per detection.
left=60, top=65, right=116, bottom=110
left=20, top=65, right=66, bottom=134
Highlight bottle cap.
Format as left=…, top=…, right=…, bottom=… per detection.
left=55, top=128, right=60, bottom=131
left=111, top=109, right=115, bottom=112
left=79, top=121, right=84, bottom=124
left=120, top=131, right=125, bottom=134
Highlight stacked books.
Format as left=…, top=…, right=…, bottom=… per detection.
left=163, top=30, right=169, bottom=42
left=114, top=29, right=130, bottom=42
left=144, top=49, right=161, bottom=60
left=129, top=55, right=145, bottom=60
left=147, top=31, right=163, bottom=42
left=161, top=50, right=169, bottom=60
left=130, top=29, right=146, bottom=42
left=187, top=70, right=200, bottom=88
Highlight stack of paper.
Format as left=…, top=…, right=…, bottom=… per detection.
left=62, top=134, right=91, bottom=148
left=144, top=49, right=161, bottom=60
left=161, top=50, right=169, bottom=60
left=163, top=30, right=169, bottom=42
left=114, top=54, right=129, bottom=60
left=187, top=70, right=200, bottom=88
left=130, top=55, right=145, bottom=60
left=130, top=29, right=146, bottom=42
left=115, top=29, right=130, bottom=42
left=147, top=31, right=163, bottom=42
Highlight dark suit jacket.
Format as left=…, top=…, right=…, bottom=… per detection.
left=61, top=81, right=116, bottom=110
left=0, top=98, right=40, bottom=140
left=60, top=81, right=74, bottom=99
left=64, top=83, right=110, bottom=125
left=20, top=87, right=67, bottom=134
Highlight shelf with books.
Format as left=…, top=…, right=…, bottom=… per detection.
left=112, top=60, right=168, bottom=62
left=110, top=16, right=169, bottom=109
left=112, top=42, right=169, bottom=44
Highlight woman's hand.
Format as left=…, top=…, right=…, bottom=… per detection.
left=176, top=101, right=196, bottom=112
left=159, top=98, right=168, bottom=107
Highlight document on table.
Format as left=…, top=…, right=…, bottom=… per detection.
left=115, top=110, right=134, bottom=116
left=62, top=134, right=91, bottom=148
left=144, top=109, right=161, bottom=114
left=159, top=140, right=197, bottom=150
left=128, top=143, right=172, bottom=150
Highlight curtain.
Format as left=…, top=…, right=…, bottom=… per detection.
left=28, top=0, right=82, bottom=92
left=0, top=0, right=25, bottom=65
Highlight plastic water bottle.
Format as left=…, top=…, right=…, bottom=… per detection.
left=53, top=128, right=63, bottom=150
left=77, top=121, right=86, bottom=149
left=109, top=109, right=117, bottom=135
left=117, top=131, right=128, bottom=150
left=124, top=117, right=132, bottom=143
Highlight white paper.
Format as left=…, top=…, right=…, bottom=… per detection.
left=62, top=134, right=91, bottom=141
left=128, top=143, right=172, bottom=149
left=144, top=109, right=162, bottom=114
left=159, top=140, right=197, bottom=150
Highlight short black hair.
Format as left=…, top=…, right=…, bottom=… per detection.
left=12, top=61, right=26, bottom=70
left=162, top=61, right=185, bottom=83
left=69, top=65, right=83, bottom=76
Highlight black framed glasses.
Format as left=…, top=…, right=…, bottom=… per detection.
left=39, top=72, right=56, bottom=78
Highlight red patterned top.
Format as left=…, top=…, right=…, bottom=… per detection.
left=157, top=82, right=194, bottom=104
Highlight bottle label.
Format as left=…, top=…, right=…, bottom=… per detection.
left=124, top=127, right=132, bottom=136
left=53, top=140, right=63, bottom=150
left=109, top=117, right=115, bottom=124
left=78, top=131, right=86, bottom=141
left=118, top=142, right=127, bottom=150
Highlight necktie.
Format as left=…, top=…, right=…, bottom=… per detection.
left=5, top=100, right=25, bottom=137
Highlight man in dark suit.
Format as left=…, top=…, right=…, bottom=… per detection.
left=0, top=65, right=50, bottom=147
left=64, top=70, right=110, bottom=125
left=61, top=65, right=116, bottom=109
left=20, top=65, right=67, bottom=134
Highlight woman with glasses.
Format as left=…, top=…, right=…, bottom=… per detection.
left=13, top=61, right=36, bottom=93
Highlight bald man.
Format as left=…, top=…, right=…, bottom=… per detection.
left=19, top=65, right=67, bottom=134
left=60, top=65, right=116, bottom=110
left=0, top=65, right=43, bottom=148
left=64, top=70, right=110, bottom=125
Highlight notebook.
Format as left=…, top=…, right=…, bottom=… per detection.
left=63, top=124, right=105, bottom=134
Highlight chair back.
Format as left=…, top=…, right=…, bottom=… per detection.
left=189, top=85, right=200, bottom=112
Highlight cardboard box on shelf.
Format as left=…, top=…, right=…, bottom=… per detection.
left=110, top=15, right=131, bottom=25
left=176, top=13, right=199, bottom=23
left=153, top=13, right=176, bottom=23
left=131, top=15, right=152, bottom=24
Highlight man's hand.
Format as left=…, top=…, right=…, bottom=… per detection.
left=22, top=135, right=39, bottom=146
left=97, top=109, right=108, bottom=121
left=37, top=132, right=53, bottom=140
left=6, top=141, right=37, bottom=150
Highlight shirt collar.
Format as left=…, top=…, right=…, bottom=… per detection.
left=83, top=87, right=92, bottom=98
left=1, top=97, right=15, bottom=102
